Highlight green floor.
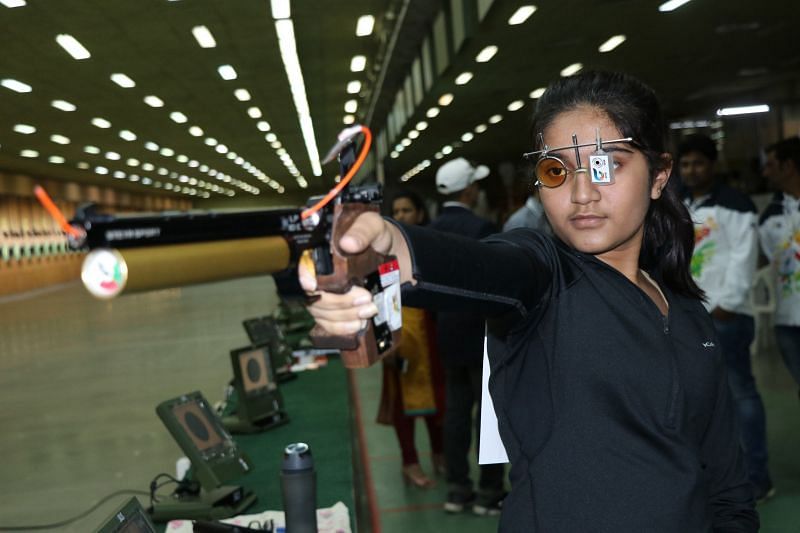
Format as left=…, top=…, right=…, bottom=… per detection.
left=0, top=277, right=798, bottom=532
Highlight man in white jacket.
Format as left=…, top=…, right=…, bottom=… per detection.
left=679, top=134, right=773, bottom=502
left=760, top=137, right=800, bottom=393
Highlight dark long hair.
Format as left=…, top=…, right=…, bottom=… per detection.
left=531, top=71, right=703, bottom=299
left=391, top=189, right=430, bottom=225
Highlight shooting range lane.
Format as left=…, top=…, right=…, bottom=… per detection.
left=0, top=275, right=353, bottom=531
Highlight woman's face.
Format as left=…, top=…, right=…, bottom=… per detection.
left=392, top=197, right=424, bottom=225
left=538, top=106, right=669, bottom=263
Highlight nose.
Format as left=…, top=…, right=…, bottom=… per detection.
left=570, top=169, right=599, bottom=205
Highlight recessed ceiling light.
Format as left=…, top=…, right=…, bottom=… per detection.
left=400, top=138, right=411, bottom=147
left=20, top=149, right=38, bottom=158
left=77, top=162, right=90, bottom=169
left=55, top=34, right=91, bottom=60
left=119, top=130, right=137, bottom=141
left=176, top=154, right=188, bottom=162
left=50, top=134, right=70, bottom=145
left=1, top=78, right=32, bottom=93
left=126, top=158, right=140, bottom=167
left=215, top=144, right=229, bottom=154
left=48, top=155, right=65, bottom=164
left=188, top=126, right=204, bottom=137
left=475, top=45, right=498, bottom=63
left=344, top=99, right=358, bottom=113
left=144, top=95, right=164, bottom=107
left=350, top=55, right=366, bottom=72
left=488, top=114, right=503, bottom=124
left=234, top=88, right=251, bottom=101
left=144, top=142, right=159, bottom=151
left=142, top=163, right=155, bottom=171
left=658, top=0, right=692, bottom=12
left=84, top=145, right=100, bottom=154
left=598, top=34, right=626, bottom=53
left=159, top=147, right=175, bottom=157
left=560, top=63, right=583, bottom=77
left=507, top=100, right=525, bottom=111
left=455, top=72, right=473, bottom=85
left=475, top=124, right=488, bottom=133
left=461, top=132, right=474, bottom=142
left=508, top=5, right=537, bottom=25
left=530, top=87, right=546, bottom=99
left=191, top=25, right=216, bottom=48
left=247, top=106, right=262, bottom=118
left=426, top=107, right=440, bottom=118
left=170, top=111, right=188, bottom=123
left=105, top=151, right=121, bottom=161
left=91, top=117, right=111, bottom=128
left=110, top=73, right=136, bottom=88
left=434, top=152, right=443, bottom=160
left=438, top=94, right=454, bottom=106
left=217, top=64, right=237, bottom=80
left=0, top=0, right=27, bottom=7
left=343, top=114, right=355, bottom=124
left=415, top=121, right=429, bottom=131
left=95, top=166, right=109, bottom=175
left=257, top=121, right=271, bottom=132
left=265, top=133, right=277, bottom=142
left=347, top=80, right=362, bottom=94
left=442, top=145, right=453, bottom=155
left=270, top=141, right=282, bottom=149
left=51, top=99, right=76, bottom=112
left=13, top=124, right=35, bottom=134
left=204, top=137, right=218, bottom=146
left=270, top=0, right=290, bottom=19
left=356, top=15, right=375, bottom=36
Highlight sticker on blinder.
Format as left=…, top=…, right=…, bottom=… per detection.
left=589, top=152, right=614, bottom=184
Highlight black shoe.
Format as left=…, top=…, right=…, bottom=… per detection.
left=443, top=490, right=476, bottom=513
left=473, top=492, right=506, bottom=517
left=753, top=480, right=776, bottom=504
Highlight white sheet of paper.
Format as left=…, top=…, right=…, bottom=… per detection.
left=479, top=334, right=509, bottom=464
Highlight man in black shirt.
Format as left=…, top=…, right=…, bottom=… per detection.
left=431, top=157, right=505, bottom=515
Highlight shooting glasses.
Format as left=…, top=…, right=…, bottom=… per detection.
left=523, top=129, right=639, bottom=188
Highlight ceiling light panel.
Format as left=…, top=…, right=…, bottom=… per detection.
left=344, top=99, right=358, bottom=113
left=217, top=64, right=238, bottom=80
left=560, top=63, right=583, bottom=77
left=110, top=73, right=136, bottom=88
left=234, top=88, right=251, bottom=101
left=475, top=45, right=498, bottom=63
left=658, top=0, right=692, bottom=12
left=1, top=78, right=32, bottom=92
left=13, top=124, right=36, bottom=134
left=55, top=34, right=91, bottom=60
left=0, top=0, right=27, bottom=7
left=270, top=0, right=290, bottom=19
left=347, top=80, right=362, bottom=94
left=91, top=117, right=111, bottom=128
left=598, top=34, right=626, bottom=53
left=170, top=111, right=188, bottom=123
left=144, top=95, right=164, bottom=107
left=51, top=99, right=76, bottom=111
left=191, top=25, right=216, bottom=48
left=455, top=72, right=473, bottom=85
left=530, top=87, right=546, bottom=99
left=716, top=104, right=769, bottom=116
left=508, top=5, right=537, bottom=25
left=350, top=55, right=366, bottom=72
left=356, top=15, right=375, bottom=36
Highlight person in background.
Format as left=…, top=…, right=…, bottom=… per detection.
left=760, top=137, right=800, bottom=393
left=376, top=190, right=445, bottom=488
left=678, top=134, right=773, bottom=502
left=503, top=186, right=550, bottom=233
left=429, top=158, right=506, bottom=516
left=299, top=71, right=758, bottom=531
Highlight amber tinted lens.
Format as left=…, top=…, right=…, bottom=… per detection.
left=535, top=157, right=568, bottom=187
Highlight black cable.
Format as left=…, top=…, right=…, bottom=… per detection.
left=0, top=489, right=150, bottom=531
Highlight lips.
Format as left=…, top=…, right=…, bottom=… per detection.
left=569, top=213, right=606, bottom=229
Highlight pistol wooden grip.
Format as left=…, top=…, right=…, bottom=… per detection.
left=309, top=202, right=400, bottom=368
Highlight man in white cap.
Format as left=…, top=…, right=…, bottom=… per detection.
left=431, top=158, right=505, bottom=516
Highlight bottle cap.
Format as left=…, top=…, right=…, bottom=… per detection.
left=283, top=442, right=313, bottom=471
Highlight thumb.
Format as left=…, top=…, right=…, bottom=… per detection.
left=339, top=211, right=393, bottom=256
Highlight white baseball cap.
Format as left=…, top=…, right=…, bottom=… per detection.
left=435, top=157, right=490, bottom=194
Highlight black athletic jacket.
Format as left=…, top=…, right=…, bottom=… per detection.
left=396, top=223, right=758, bottom=532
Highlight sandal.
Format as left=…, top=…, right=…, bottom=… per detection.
left=402, top=463, right=435, bottom=488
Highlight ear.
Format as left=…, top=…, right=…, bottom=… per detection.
left=650, top=154, right=672, bottom=200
